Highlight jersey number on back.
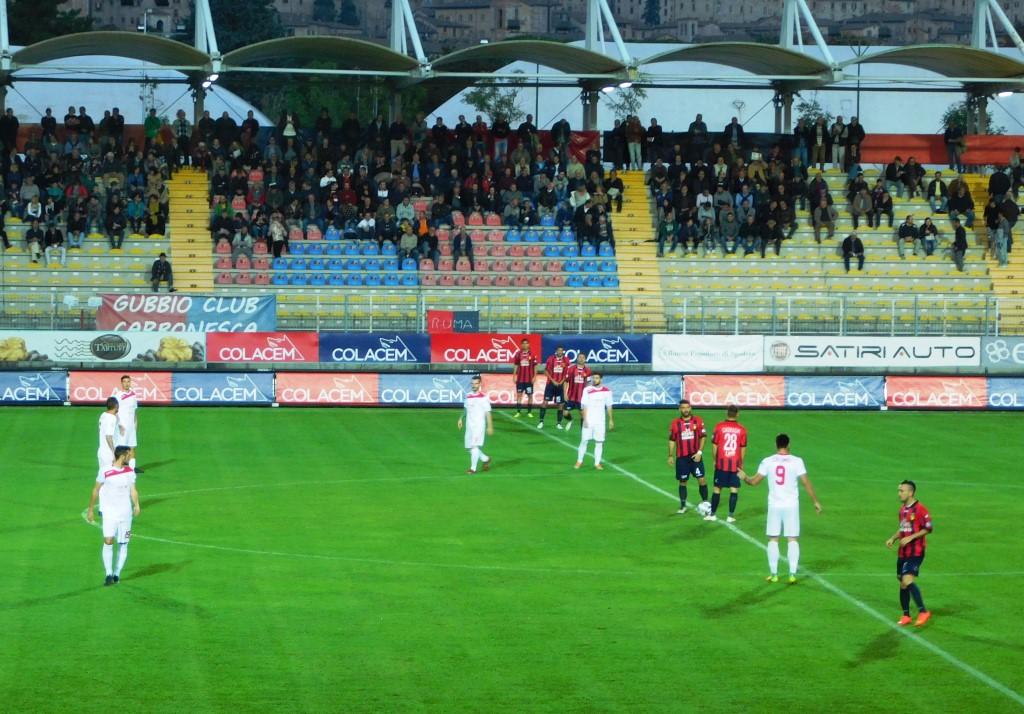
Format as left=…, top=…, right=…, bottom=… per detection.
left=775, top=465, right=786, bottom=485
left=723, top=433, right=738, bottom=454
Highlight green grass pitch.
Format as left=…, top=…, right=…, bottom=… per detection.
left=1, top=406, right=1023, bottom=713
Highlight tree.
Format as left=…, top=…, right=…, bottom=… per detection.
left=338, top=0, right=360, bottom=26
left=313, top=0, right=337, bottom=23
left=942, top=101, right=1006, bottom=136
left=794, top=97, right=833, bottom=126
left=463, top=75, right=526, bottom=124
left=601, top=85, right=648, bottom=121
left=186, top=0, right=284, bottom=53
left=7, top=0, right=92, bottom=45
left=643, top=0, right=660, bottom=26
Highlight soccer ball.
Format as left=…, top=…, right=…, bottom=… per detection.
left=697, top=501, right=713, bottom=517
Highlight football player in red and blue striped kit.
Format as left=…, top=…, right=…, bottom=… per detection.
left=886, top=480, right=933, bottom=627
left=667, top=399, right=709, bottom=515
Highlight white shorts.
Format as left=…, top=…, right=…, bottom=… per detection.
left=97, top=447, right=113, bottom=471
left=766, top=503, right=800, bottom=538
left=102, top=514, right=133, bottom=543
left=119, top=426, right=137, bottom=449
left=465, top=427, right=485, bottom=449
left=581, top=423, right=606, bottom=443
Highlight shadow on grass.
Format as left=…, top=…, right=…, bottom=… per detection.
left=699, top=583, right=787, bottom=618
left=0, top=585, right=96, bottom=611
left=130, top=561, right=191, bottom=580
left=847, top=629, right=901, bottom=668
left=140, top=459, right=176, bottom=471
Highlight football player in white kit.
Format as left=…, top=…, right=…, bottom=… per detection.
left=457, top=375, right=494, bottom=474
left=87, top=446, right=141, bottom=586
left=115, top=375, right=143, bottom=473
left=575, top=373, right=614, bottom=470
left=741, top=434, right=822, bottom=584
left=97, top=397, right=119, bottom=475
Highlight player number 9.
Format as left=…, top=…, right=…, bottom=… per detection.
left=774, top=465, right=786, bottom=485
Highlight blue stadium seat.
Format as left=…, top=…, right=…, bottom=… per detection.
left=361, top=242, right=379, bottom=256
left=307, top=243, right=325, bottom=256
left=542, top=229, right=558, bottom=243
left=543, top=246, right=560, bottom=258
left=524, top=228, right=541, bottom=243
left=272, top=273, right=289, bottom=285
left=561, top=245, right=579, bottom=258
left=309, top=259, right=325, bottom=271
left=381, top=242, right=398, bottom=256
left=401, top=273, right=418, bottom=286
left=343, top=242, right=360, bottom=256
left=598, top=242, right=614, bottom=257
left=290, top=273, right=309, bottom=286
left=346, top=274, right=364, bottom=286
left=540, top=214, right=556, bottom=227
left=326, top=243, right=343, bottom=256
left=365, top=273, right=382, bottom=286
left=505, top=228, right=521, bottom=243
left=384, top=273, right=400, bottom=286
left=585, top=275, right=603, bottom=288
left=581, top=244, right=597, bottom=258
left=272, top=257, right=288, bottom=270
left=364, top=258, right=380, bottom=271
left=599, top=260, right=616, bottom=273
left=344, top=258, right=362, bottom=271
left=290, top=258, right=308, bottom=271
left=582, top=260, right=598, bottom=273
left=564, top=260, right=581, bottom=272
left=290, top=243, right=306, bottom=256
left=310, top=273, right=327, bottom=286
left=327, top=258, right=344, bottom=271
left=567, top=275, right=585, bottom=288
left=325, top=226, right=342, bottom=241
left=602, top=275, right=619, bottom=288
left=401, top=258, right=417, bottom=271
left=559, top=228, right=575, bottom=243
left=328, top=274, right=346, bottom=286
left=382, top=258, right=399, bottom=272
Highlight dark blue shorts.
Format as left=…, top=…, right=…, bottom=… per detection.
left=675, top=456, right=705, bottom=482
left=543, top=382, right=564, bottom=403
left=516, top=381, right=533, bottom=395
left=897, top=555, right=925, bottom=579
left=564, top=400, right=581, bottom=410
left=714, top=469, right=741, bottom=489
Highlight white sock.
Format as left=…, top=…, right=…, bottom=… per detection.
left=479, top=451, right=490, bottom=463
left=470, top=447, right=480, bottom=471
left=767, top=540, right=780, bottom=576
left=129, top=458, right=136, bottom=469
left=788, top=541, right=800, bottom=576
left=115, top=543, right=129, bottom=576
left=577, top=438, right=589, bottom=462
left=594, top=442, right=604, bottom=465
left=102, top=543, right=114, bottom=576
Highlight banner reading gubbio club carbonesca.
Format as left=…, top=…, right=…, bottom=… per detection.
left=96, top=294, right=276, bottom=332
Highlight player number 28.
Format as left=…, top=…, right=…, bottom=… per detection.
left=723, top=433, right=738, bottom=452
left=774, top=465, right=786, bottom=485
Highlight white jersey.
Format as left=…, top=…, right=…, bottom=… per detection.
left=463, top=391, right=491, bottom=449
left=756, top=453, right=807, bottom=506
left=98, top=412, right=118, bottom=453
left=115, top=389, right=139, bottom=430
left=96, top=465, right=136, bottom=520
left=581, top=385, right=613, bottom=427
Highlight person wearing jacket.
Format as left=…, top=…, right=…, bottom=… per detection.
left=926, top=172, right=949, bottom=213
left=718, top=210, right=740, bottom=255
left=813, top=198, right=839, bottom=243
left=948, top=186, right=975, bottom=228
left=896, top=216, right=921, bottom=259
left=951, top=217, right=968, bottom=271
left=841, top=232, right=865, bottom=272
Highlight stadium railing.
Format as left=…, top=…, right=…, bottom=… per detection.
left=0, top=289, right=1006, bottom=336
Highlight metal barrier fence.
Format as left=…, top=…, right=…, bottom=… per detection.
left=0, top=289, right=1015, bottom=336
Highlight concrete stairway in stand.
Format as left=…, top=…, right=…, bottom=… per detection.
left=614, top=171, right=666, bottom=331
left=166, top=168, right=214, bottom=292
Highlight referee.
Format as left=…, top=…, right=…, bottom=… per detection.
left=667, top=399, right=709, bottom=515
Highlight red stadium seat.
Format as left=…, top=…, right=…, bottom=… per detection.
left=439, top=274, right=456, bottom=286
left=254, top=272, right=271, bottom=285
left=485, top=212, right=502, bottom=226
left=455, top=257, right=473, bottom=272
left=548, top=275, right=566, bottom=287
left=526, top=245, right=543, bottom=257
left=230, top=196, right=247, bottom=213
left=419, top=258, right=435, bottom=271
left=545, top=260, right=562, bottom=272
left=235, top=271, right=252, bottom=285
left=306, top=226, right=323, bottom=241
left=527, top=260, right=544, bottom=273
left=467, top=211, right=484, bottom=226
left=437, top=228, right=450, bottom=241
left=215, top=257, right=232, bottom=270
left=420, top=274, right=437, bottom=286
left=216, top=272, right=234, bottom=285
left=513, top=275, right=529, bottom=287
left=235, top=254, right=251, bottom=270
left=253, top=257, right=270, bottom=270
left=288, top=227, right=304, bottom=243
left=507, top=245, right=525, bottom=258
left=413, top=199, right=429, bottom=213
left=253, top=241, right=268, bottom=255
left=492, top=259, right=509, bottom=272
left=494, top=274, right=511, bottom=287
left=470, top=230, right=486, bottom=243
left=457, top=275, right=474, bottom=287
left=530, top=276, right=546, bottom=288
left=438, top=258, right=454, bottom=272
left=490, top=230, right=505, bottom=242
left=489, top=245, right=507, bottom=257
left=439, top=242, right=452, bottom=256
left=450, top=211, right=465, bottom=227
left=475, top=274, right=493, bottom=287
left=510, top=259, right=526, bottom=272
left=215, top=239, right=232, bottom=255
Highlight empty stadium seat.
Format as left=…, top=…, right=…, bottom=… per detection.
left=419, top=258, right=435, bottom=271
left=254, top=272, right=270, bottom=285
left=505, top=228, right=521, bottom=242
left=309, top=258, right=325, bottom=271
left=475, top=274, right=493, bottom=287
left=216, top=272, right=233, bottom=285
left=306, top=226, right=323, bottom=241
left=346, top=274, right=364, bottom=286
left=383, top=258, right=399, bottom=271
left=325, top=226, right=342, bottom=241
left=236, top=271, right=252, bottom=285
left=307, top=243, right=325, bottom=256
left=485, top=212, right=502, bottom=226
left=513, top=275, right=529, bottom=287
left=456, top=257, right=473, bottom=272
left=365, top=274, right=382, bottom=286
left=310, top=273, right=327, bottom=286
left=215, top=257, right=232, bottom=270
left=401, top=273, right=418, bottom=286
left=272, top=257, right=288, bottom=270
left=450, top=211, right=465, bottom=227
left=385, top=273, right=400, bottom=286
left=530, top=276, right=546, bottom=287
left=420, top=274, right=437, bottom=286
left=581, top=244, right=597, bottom=258
left=290, top=274, right=309, bottom=286
left=401, top=258, right=417, bottom=271
left=381, top=242, right=397, bottom=256
left=235, top=255, right=251, bottom=270
left=328, top=274, right=346, bottom=286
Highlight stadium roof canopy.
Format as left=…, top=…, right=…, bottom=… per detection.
left=11, top=32, right=210, bottom=71
left=431, top=40, right=627, bottom=76
left=641, top=42, right=831, bottom=79
left=221, top=37, right=420, bottom=74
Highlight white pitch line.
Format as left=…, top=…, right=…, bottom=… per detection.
left=502, top=412, right=1024, bottom=709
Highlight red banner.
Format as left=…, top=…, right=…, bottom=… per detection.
left=430, top=333, right=540, bottom=364
left=68, top=371, right=173, bottom=404
left=425, top=310, right=480, bottom=334
left=885, top=377, right=987, bottom=410
left=683, top=375, right=785, bottom=408
left=275, top=373, right=380, bottom=405
left=207, top=332, right=318, bottom=363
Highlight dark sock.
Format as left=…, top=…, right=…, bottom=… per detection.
left=564, top=412, right=572, bottom=422
left=556, top=411, right=563, bottom=424
left=907, top=583, right=926, bottom=612
left=678, top=484, right=687, bottom=508
left=900, top=588, right=911, bottom=615
left=538, top=407, right=547, bottom=421
left=728, top=492, right=738, bottom=515
left=699, top=484, right=709, bottom=501
left=710, top=492, right=721, bottom=514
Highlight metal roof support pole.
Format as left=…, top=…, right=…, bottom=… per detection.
left=781, top=0, right=835, bottom=66
left=198, top=0, right=220, bottom=58
left=0, top=0, right=10, bottom=72
left=580, top=89, right=598, bottom=131
left=192, top=84, right=205, bottom=126
left=772, top=90, right=785, bottom=133
left=585, top=0, right=631, bottom=64
left=978, top=94, right=989, bottom=135
left=983, top=0, right=1024, bottom=54
left=391, top=0, right=427, bottom=65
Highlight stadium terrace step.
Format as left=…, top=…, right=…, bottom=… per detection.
left=617, top=171, right=665, bottom=330
left=167, top=167, right=214, bottom=292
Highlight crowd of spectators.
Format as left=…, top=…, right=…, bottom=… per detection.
left=641, top=112, right=1019, bottom=270
left=0, top=105, right=175, bottom=266
left=199, top=110, right=619, bottom=270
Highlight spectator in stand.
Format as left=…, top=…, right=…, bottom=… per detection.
left=25, top=219, right=44, bottom=264
left=792, top=118, right=809, bottom=167
left=841, top=232, right=865, bottom=272
left=999, top=193, right=1018, bottom=253
left=451, top=225, right=474, bottom=270
left=829, top=116, right=848, bottom=170
left=944, top=121, right=965, bottom=173
left=491, top=113, right=511, bottom=161
left=44, top=222, right=66, bottom=266
left=624, top=116, right=644, bottom=171
left=398, top=222, right=419, bottom=261
left=718, top=210, right=740, bottom=255
left=388, top=113, right=408, bottom=160
left=896, top=216, right=921, bottom=259
left=845, top=117, right=865, bottom=169
left=0, top=107, right=20, bottom=151
left=0, top=209, right=8, bottom=250
left=927, top=172, right=949, bottom=213
left=738, top=213, right=760, bottom=255
left=760, top=217, right=783, bottom=258
left=172, top=110, right=192, bottom=166
left=722, top=117, right=745, bottom=157
left=106, top=204, right=127, bottom=249
left=646, top=118, right=663, bottom=165
left=687, top=113, right=708, bottom=163
left=884, top=156, right=905, bottom=197
left=985, top=199, right=1009, bottom=265
left=40, top=107, right=57, bottom=138
left=419, top=225, right=440, bottom=266
left=605, top=169, right=624, bottom=213
left=269, top=213, right=287, bottom=258
left=809, top=117, right=829, bottom=170
left=875, top=189, right=895, bottom=228
left=850, top=188, right=874, bottom=230
left=151, top=252, right=175, bottom=292
left=813, top=197, right=838, bottom=243
left=656, top=210, right=679, bottom=257
left=948, top=185, right=975, bottom=228
left=551, top=117, right=571, bottom=160
left=920, top=217, right=940, bottom=256
left=951, top=217, right=968, bottom=271
left=697, top=216, right=717, bottom=256
left=777, top=200, right=797, bottom=239
left=902, top=156, right=925, bottom=198
left=126, top=194, right=146, bottom=235
left=143, top=108, right=161, bottom=152
left=989, top=167, right=1011, bottom=203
